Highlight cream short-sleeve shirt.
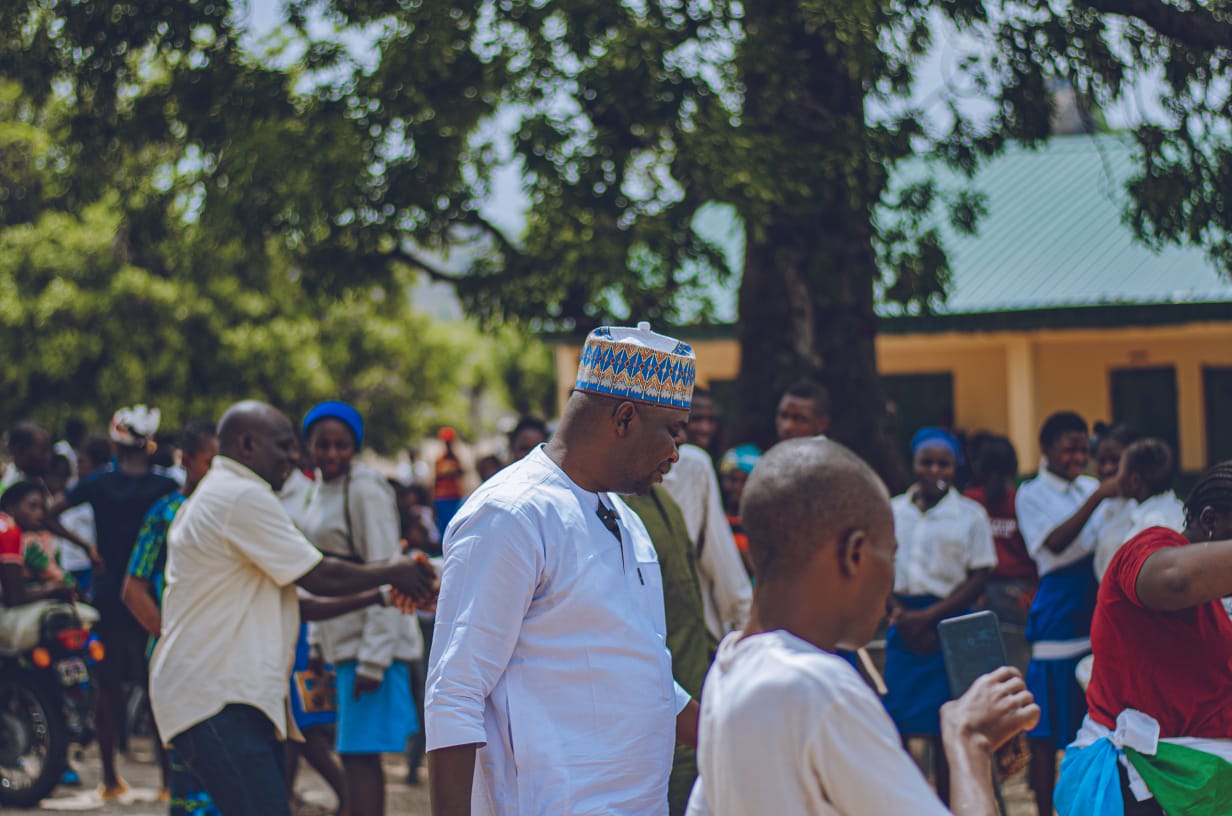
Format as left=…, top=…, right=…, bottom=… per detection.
left=150, top=456, right=323, bottom=743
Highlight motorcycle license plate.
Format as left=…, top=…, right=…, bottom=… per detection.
left=56, top=657, right=89, bottom=686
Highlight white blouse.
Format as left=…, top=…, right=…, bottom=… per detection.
left=891, top=488, right=996, bottom=598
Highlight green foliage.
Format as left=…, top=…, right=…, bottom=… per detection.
left=0, top=77, right=551, bottom=448
left=0, top=0, right=1228, bottom=453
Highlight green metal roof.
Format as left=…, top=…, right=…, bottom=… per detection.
left=687, top=134, right=1232, bottom=330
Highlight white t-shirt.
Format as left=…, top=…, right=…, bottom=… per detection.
left=1015, top=468, right=1101, bottom=576
left=686, top=630, right=950, bottom=816
left=891, top=488, right=996, bottom=598
left=150, top=456, right=324, bottom=743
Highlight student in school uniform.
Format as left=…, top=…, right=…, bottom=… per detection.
left=883, top=428, right=996, bottom=805
left=1015, top=412, right=1120, bottom=816
left=1094, top=438, right=1185, bottom=582
left=1090, top=423, right=1142, bottom=578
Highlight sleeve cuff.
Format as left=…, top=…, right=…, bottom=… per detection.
left=673, top=681, right=692, bottom=715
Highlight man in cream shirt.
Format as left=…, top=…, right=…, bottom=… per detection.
left=150, top=401, right=432, bottom=816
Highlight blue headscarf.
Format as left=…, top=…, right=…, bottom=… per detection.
left=911, top=427, right=962, bottom=464
left=720, top=444, right=762, bottom=475
left=303, top=401, right=364, bottom=449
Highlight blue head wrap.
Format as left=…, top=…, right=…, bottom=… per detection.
left=720, top=444, right=762, bottom=475
left=911, top=427, right=962, bottom=464
left=303, top=401, right=364, bottom=449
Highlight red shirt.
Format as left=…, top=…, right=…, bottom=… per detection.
left=0, top=513, right=23, bottom=566
left=433, top=452, right=463, bottom=501
left=1087, top=527, right=1232, bottom=738
left=964, top=486, right=1037, bottom=582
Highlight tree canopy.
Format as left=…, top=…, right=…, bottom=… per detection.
left=2, top=0, right=1227, bottom=474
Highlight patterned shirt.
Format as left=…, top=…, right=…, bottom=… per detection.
left=128, top=492, right=186, bottom=608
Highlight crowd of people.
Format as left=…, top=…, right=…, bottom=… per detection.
left=1, top=319, right=1230, bottom=815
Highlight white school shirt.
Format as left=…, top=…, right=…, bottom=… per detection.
left=685, top=630, right=950, bottom=816
left=426, top=447, right=690, bottom=816
left=1015, top=467, right=1101, bottom=576
left=150, top=457, right=324, bottom=743
left=1126, top=490, right=1186, bottom=541
left=661, top=443, right=752, bottom=638
left=1094, top=490, right=1186, bottom=582
left=1091, top=497, right=1136, bottom=583
left=891, top=488, right=996, bottom=598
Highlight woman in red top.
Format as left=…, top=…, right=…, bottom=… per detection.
left=1055, top=461, right=1232, bottom=815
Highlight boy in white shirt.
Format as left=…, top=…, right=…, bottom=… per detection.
left=686, top=438, right=1039, bottom=816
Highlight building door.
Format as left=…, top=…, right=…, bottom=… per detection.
left=882, top=372, right=955, bottom=468
left=1204, top=367, right=1232, bottom=467
left=1110, top=367, right=1179, bottom=455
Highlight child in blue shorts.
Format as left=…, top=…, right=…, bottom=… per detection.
left=1015, top=412, right=1120, bottom=816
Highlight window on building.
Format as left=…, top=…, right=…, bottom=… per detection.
left=882, top=372, right=955, bottom=467
left=1204, top=367, right=1232, bottom=467
left=1110, top=367, right=1179, bottom=456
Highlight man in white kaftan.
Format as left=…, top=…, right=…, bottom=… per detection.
left=425, top=322, right=701, bottom=816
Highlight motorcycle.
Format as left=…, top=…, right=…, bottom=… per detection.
left=0, top=600, right=102, bottom=807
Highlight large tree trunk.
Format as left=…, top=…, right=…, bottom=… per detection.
left=729, top=2, right=909, bottom=492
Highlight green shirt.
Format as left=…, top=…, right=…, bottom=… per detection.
left=623, top=485, right=717, bottom=698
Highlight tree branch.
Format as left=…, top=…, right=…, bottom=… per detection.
left=460, top=210, right=523, bottom=260
left=388, top=247, right=466, bottom=285
left=1078, top=0, right=1232, bottom=53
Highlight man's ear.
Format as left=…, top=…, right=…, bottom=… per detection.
left=613, top=401, right=637, bottom=437
left=816, top=416, right=832, bottom=435
left=837, top=528, right=865, bottom=578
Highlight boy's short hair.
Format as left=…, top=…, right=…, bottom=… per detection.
left=1039, top=411, right=1088, bottom=448
left=783, top=379, right=830, bottom=417
left=1093, top=422, right=1141, bottom=449
left=180, top=420, right=217, bottom=458
left=741, top=437, right=888, bottom=581
left=1123, top=438, right=1176, bottom=497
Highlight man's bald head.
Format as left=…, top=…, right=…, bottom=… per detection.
left=742, top=437, right=892, bottom=582
left=217, top=400, right=298, bottom=490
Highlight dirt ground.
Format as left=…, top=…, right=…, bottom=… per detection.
left=14, top=741, right=1039, bottom=815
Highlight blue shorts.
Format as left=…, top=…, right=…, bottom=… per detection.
left=334, top=661, right=418, bottom=755
left=1025, top=654, right=1088, bottom=744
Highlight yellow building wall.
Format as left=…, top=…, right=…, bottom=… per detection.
left=554, top=320, right=1232, bottom=473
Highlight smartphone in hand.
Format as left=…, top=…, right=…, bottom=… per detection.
left=938, top=610, right=1008, bottom=699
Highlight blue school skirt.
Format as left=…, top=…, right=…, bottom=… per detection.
left=1025, top=556, right=1097, bottom=744
left=335, top=660, right=418, bottom=755
left=884, top=594, right=950, bottom=736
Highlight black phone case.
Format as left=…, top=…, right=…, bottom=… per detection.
left=938, top=610, right=1008, bottom=699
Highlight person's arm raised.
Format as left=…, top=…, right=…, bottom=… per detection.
left=942, top=667, right=1040, bottom=816
left=1041, top=478, right=1119, bottom=554
left=1135, top=538, right=1232, bottom=612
